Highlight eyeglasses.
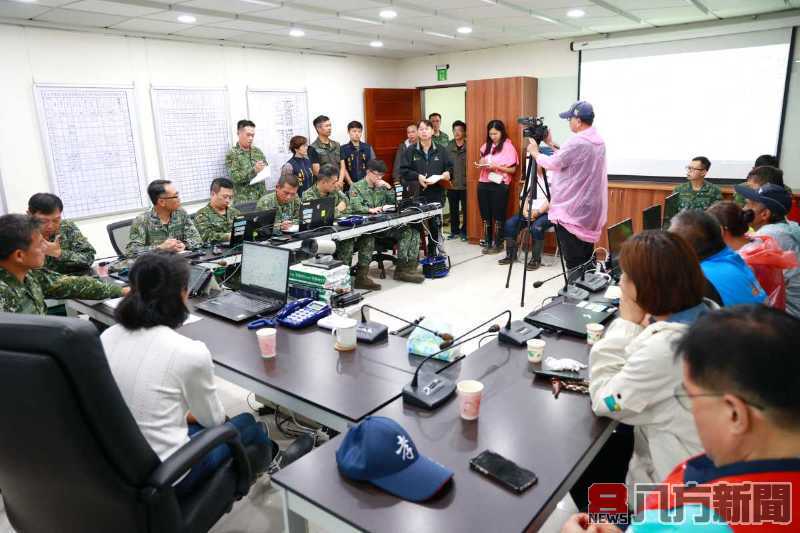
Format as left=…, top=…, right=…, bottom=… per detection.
left=685, top=166, right=706, bottom=172
left=673, top=383, right=764, bottom=411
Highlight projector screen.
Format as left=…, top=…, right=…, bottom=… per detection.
left=579, top=29, right=791, bottom=181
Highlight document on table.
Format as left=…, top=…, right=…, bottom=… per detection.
left=103, top=297, right=202, bottom=325
left=250, top=165, right=270, bottom=185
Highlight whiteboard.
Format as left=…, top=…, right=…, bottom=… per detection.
left=151, top=87, right=231, bottom=203
left=34, top=84, right=147, bottom=219
left=246, top=89, right=309, bottom=191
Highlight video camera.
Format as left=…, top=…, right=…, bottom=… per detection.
left=517, top=116, right=548, bottom=144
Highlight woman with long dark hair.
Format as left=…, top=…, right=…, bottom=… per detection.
left=476, top=120, right=517, bottom=254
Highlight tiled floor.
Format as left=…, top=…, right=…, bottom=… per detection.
left=1, top=238, right=579, bottom=533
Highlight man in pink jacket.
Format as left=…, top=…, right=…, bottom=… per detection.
left=527, top=101, right=608, bottom=270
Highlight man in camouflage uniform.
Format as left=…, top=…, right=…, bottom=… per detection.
left=310, top=115, right=342, bottom=180
left=673, top=156, right=723, bottom=211
left=27, top=192, right=95, bottom=274
left=127, top=180, right=201, bottom=256
left=0, top=214, right=124, bottom=315
left=194, top=177, right=241, bottom=245
left=429, top=113, right=450, bottom=147
left=256, top=174, right=301, bottom=232
left=225, top=119, right=267, bottom=204
left=303, top=163, right=354, bottom=264
left=349, top=160, right=424, bottom=287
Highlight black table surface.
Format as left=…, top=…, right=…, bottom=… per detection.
left=273, top=331, right=615, bottom=533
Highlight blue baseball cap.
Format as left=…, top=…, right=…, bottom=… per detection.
left=734, top=183, right=791, bottom=216
left=559, top=100, right=595, bottom=121
left=336, top=416, right=453, bottom=501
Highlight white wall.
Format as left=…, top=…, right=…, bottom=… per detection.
left=0, top=25, right=399, bottom=257
left=423, top=86, right=466, bottom=138
left=779, top=29, right=800, bottom=188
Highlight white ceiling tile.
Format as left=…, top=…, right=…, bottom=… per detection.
left=171, top=25, right=247, bottom=39
left=233, top=31, right=279, bottom=44
left=0, top=0, right=50, bottom=19
left=10, top=0, right=75, bottom=6
left=630, top=6, right=715, bottom=25
left=34, top=8, right=128, bottom=27
left=207, top=18, right=285, bottom=32
left=65, top=0, right=165, bottom=18
left=427, top=0, right=494, bottom=8
left=110, top=18, right=186, bottom=33
left=436, top=5, right=526, bottom=20
left=145, top=10, right=230, bottom=25
left=248, top=5, right=335, bottom=22
left=584, top=20, right=645, bottom=32
left=702, top=0, right=788, bottom=17
left=609, top=0, right=687, bottom=8
left=294, top=0, right=383, bottom=11
left=176, top=0, right=282, bottom=14
left=539, top=4, right=618, bottom=19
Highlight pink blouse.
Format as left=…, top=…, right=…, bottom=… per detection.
left=478, top=140, right=519, bottom=185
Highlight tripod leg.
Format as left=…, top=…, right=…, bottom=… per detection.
left=520, top=228, right=531, bottom=307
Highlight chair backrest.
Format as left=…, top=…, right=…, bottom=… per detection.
left=107, top=218, right=133, bottom=257
left=0, top=313, right=161, bottom=532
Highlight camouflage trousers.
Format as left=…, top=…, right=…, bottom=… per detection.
left=335, top=226, right=421, bottom=267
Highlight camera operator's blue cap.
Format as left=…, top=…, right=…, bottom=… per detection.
left=734, top=183, right=791, bottom=216
left=336, top=416, right=453, bottom=502
left=559, top=100, right=594, bottom=120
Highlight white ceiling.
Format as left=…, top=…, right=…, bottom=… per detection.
left=0, top=0, right=797, bottom=58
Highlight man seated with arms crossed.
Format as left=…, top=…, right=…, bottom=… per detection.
left=256, top=174, right=301, bottom=232
left=27, top=192, right=95, bottom=274
left=673, top=156, right=723, bottom=211
left=562, top=305, right=800, bottom=532
left=0, top=214, right=125, bottom=315
left=127, top=180, right=202, bottom=256
left=349, top=160, right=424, bottom=288
left=193, top=177, right=241, bottom=245
left=669, top=210, right=766, bottom=307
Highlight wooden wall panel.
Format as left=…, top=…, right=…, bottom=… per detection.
left=363, top=88, right=421, bottom=179
left=465, top=77, right=537, bottom=242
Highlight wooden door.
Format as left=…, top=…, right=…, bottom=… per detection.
left=363, top=89, right=421, bottom=179
left=465, top=77, right=537, bottom=243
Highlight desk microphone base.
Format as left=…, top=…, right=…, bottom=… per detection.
left=497, top=321, right=543, bottom=346
left=558, top=285, right=589, bottom=302
left=356, top=321, right=389, bottom=344
left=402, top=371, right=456, bottom=410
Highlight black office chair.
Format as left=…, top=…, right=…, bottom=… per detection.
left=0, top=313, right=270, bottom=533
left=107, top=218, right=133, bottom=257
left=371, top=236, right=398, bottom=279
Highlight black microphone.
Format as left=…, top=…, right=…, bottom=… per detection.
left=403, top=325, right=501, bottom=410
left=358, top=304, right=454, bottom=345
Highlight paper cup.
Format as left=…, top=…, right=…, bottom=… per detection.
left=527, top=339, right=546, bottom=363
left=456, top=380, right=484, bottom=420
left=586, top=323, right=605, bottom=345
left=95, top=261, right=109, bottom=277
left=256, top=328, right=277, bottom=358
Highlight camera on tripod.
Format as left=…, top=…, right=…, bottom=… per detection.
left=517, top=116, right=548, bottom=144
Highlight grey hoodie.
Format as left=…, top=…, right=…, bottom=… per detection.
left=756, top=220, right=800, bottom=318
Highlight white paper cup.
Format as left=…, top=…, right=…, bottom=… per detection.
left=456, top=380, right=484, bottom=420
left=256, top=328, right=277, bottom=358
left=332, top=318, right=358, bottom=351
left=527, top=339, right=546, bottom=363
left=586, top=323, right=605, bottom=345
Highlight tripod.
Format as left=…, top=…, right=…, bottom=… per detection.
left=504, top=146, right=571, bottom=307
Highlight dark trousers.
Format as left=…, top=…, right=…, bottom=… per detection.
left=447, top=189, right=467, bottom=236
left=477, top=182, right=509, bottom=225
left=569, top=424, right=634, bottom=512
left=175, top=413, right=270, bottom=495
left=554, top=224, right=595, bottom=270
left=504, top=213, right=551, bottom=241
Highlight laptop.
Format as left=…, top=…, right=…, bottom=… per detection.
left=642, top=204, right=662, bottom=231
left=662, top=192, right=680, bottom=230
left=299, top=197, right=335, bottom=232
left=524, top=299, right=616, bottom=338
left=229, top=209, right=276, bottom=248
left=194, top=242, right=289, bottom=322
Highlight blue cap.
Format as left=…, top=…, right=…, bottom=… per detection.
left=734, top=183, right=791, bottom=216
left=559, top=100, right=594, bottom=121
left=336, top=416, right=453, bottom=501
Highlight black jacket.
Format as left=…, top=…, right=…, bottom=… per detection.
left=399, top=142, right=454, bottom=201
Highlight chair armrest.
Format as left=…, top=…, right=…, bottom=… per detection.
left=147, top=424, right=252, bottom=495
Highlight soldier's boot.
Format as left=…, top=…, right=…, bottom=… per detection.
left=526, top=239, right=545, bottom=271
left=353, top=266, right=381, bottom=291
left=497, top=238, right=517, bottom=265
left=481, top=221, right=491, bottom=254
left=394, top=261, right=425, bottom=283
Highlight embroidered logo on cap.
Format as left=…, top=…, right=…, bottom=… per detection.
left=396, top=435, right=414, bottom=461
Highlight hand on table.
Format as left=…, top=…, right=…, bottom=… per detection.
left=158, top=238, right=183, bottom=252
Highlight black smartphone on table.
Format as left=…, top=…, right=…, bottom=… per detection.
left=469, top=450, right=538, bottom=493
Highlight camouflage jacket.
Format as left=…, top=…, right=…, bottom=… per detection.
left=225, top=142, right=267, bottom=203
left=126, top=208, right=202, bottom=256
left=673, top=181, right=723, bottom=211
left=432, top=131, right=450, bottom=147
left=302, top=184, right=350, bottom=216
left=256, top=192, right=301, bottom=228
left=0, top=266, right=122, bottom=316
left=45, top=219, right=96, bottom=274
left=193, top=203, right=242, bottom=244
left=310, top=138, right=341, bottom=169
left=349, top=179, right=394, bottom=214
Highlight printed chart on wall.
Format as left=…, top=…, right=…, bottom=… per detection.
left=34, top=84, right=147, bottom=219
left=151, top=87, right=231, bottom=202
left=246, top=89, right=309, bottom=191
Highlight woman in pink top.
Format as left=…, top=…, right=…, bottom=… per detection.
left=477, top=120, right=518, bottom=254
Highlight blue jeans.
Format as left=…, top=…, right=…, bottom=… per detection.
left=503, top=213, right=551, bottom=241
left=175, top=412, right=269, bottom=495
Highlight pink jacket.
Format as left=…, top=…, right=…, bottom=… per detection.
left=535, top=127, right=608, bottom=243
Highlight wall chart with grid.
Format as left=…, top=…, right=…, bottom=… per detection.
left=246, top=89, right=309, bottom=191
left=34, top=84, right=146, bottom=219
left=151, top=87, right=231, bottom=203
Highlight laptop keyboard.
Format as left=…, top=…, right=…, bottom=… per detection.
left=217, top=292, right=279, bottom=313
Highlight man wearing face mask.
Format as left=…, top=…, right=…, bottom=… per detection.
left=735, top=183, right=800, bottom=318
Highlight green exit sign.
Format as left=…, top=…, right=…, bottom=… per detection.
left=436, top=63, right=449, bottom=81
